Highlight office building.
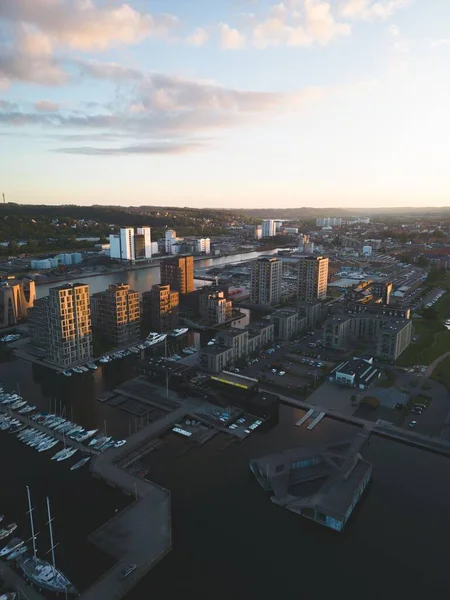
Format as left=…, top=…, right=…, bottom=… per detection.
left=160, top=255, right=194, bottom=295
left=142, top=284, right=179, bottom=333
left=262, top=220, right=276, bottom=238
left=0, top=280, right=35, bottom=328
left=29, top=283, right=92, bottom=367
left=109, top=227, right=152, bottom=261
left=297, top=256, right=329, bottom=302
left=250, top=257, right=282, bottom=305
left=91, top=284, right=140, bottom=347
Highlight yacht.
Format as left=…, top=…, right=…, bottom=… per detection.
left=0, top=538, right=23, bottom=557
left=78, top=366, right=89, bottom=373
left=70, top=456, right=91, bottom=471
left=146, top=332, right=167, bottom=346
left=62, top=370, right=72, bottom=377
left=99, top=355, right=111, bottom=364
left=0, top=592, right=17, bottom=600
left=7, top=545, right=27, bottom=561
left=19, top=490, right=78, bottom=595
left=74, top=428, right=97, bottom=442
left=89, top=434, right=107, bottom=447
left=0, top=524, right=17, bottom=540
left=10, top=400, right=27, bottom=410
left=19, top=405, right=36, bottom=414
left=87, top=362, right=98, bottom=370
left=38, top=439, right=59, bottom=453
left=169, top=327, right=189, bottom=337
left=71, top=367, right=83, bottom=374
left=56, top=448, right=78, bottom=462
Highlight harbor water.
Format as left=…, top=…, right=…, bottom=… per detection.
left=1, top=358, right=450, bottom=599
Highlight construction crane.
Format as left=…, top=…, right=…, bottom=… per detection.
left=2, top=193, right=5, bottom=204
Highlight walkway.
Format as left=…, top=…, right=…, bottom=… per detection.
left=422, top=350, right=450, bottom=379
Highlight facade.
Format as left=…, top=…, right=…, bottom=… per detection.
left=194, top=238, right=211, bottom=255
left=262, top=220, right=276, bottom=238
left=316, top=217, right=344, bottom=227
left=371, top=282, right=393, bottom=305
left=29, top=283, right=92, bottom=367
left=0, top=280, right=35, bottom=328
left=297, top=255, right=329, bottom=301
left=271, top=309, right=299, bottom=341
left=199, top=290, right=232, bottom=325
left=297, top=301, right=325, bottom=328
left=91, top=284, right=140, bottom=347
left=143, top=284, right=179, bottom=333
left=250, top=257, right=282, bottom=306
left=254, top=225, right=262, bottom=240
left=160, top=255, right=194, bottom=295
left=246, top=322, right=274, bottom=354
left=323, top=314, right=412, bottom=361
left=165, top=229, right=177, bottom=253
left=109, top=227, right=152, bottom=261
left=198, top=345, right=234, bottom=373
left=216, top=328, right=249, bottom=360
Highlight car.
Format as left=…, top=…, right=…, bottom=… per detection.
left=410, top=407, right=423, bottom=415
left=121, top=564, right=137, bottom=579
left=414, top=403, right=427, bottom=410
left=244, top=429, right=251, bottom=434
left=279, top=371, right=286, bottom=376
left=408, top=421, right=417, bottom=428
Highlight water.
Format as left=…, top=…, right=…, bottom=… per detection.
left=2, top=352, right=450, bottom=599
left=35, top=249, right=284, bottom=298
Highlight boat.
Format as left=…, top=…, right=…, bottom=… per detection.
left=62, top=370, right=72, bottom=377
left=74, top=428, right=97, bottom=442
left=19, top=489, right=78, bottom=595
left=99, top=440, right=115, bottom=451
left=10, top=400, right=26, bottom=410
left=19, top=405, right=36, bottom=414
left=89, top=434, right=107, bottom=447
left=78, top=366, right=89, bottom=373
left=38, top=439, right=59, bottom=453
left=0, top=524, right=17, bottom=540
left=169, top=327, right=189, bottom=337
left=99, top=355, right=110, bottom=364
left=71, top=367, right=83, bottom=374
left=70, top=456, right=91, bottom=471
left=56, top=448, right=78, bottom=462
left=87, top=362, right=97, bottom=370
left=0, top=538, right=23, bottom=557
left=0, top=592, right=17, bottom=600
left=7, top=545, right=27, bottom=560
left=146, top=332, right=167, bottom=346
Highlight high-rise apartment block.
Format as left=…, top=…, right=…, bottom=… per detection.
left=250, top=257, right=282, bottom=305
left=29, top=283, right=92, bottom=367
left=0, top=280, right=35, bottom=328
left=160, top=255, right=194, bottom=295
left=164, top=229, right=178, bottom=254
left=142, top=284, right=179, bottom=332
left=261, top=220, right=276, bottom=238
left=198, top=289, right=232, bottom=324
left=254, top=225, right=262, bottom=240
left=194, top=238, right=211, bottom=255
left=316, top=217, right=343, bottom=227
left=297, top=255, right=328, bottom=301
left=91, top=284, right=140, bottom=347
left=109, top=227, right=152, bottom=261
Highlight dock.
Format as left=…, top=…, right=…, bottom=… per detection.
left=296, top=409, right=314, bottom=427
left=307, top=412, right=325, bottom=431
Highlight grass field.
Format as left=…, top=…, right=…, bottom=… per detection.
left=432, top=355, right=450, bottom=388
left=397, top=319, right=450, bottom=367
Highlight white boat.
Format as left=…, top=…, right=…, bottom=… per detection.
left=99, top=355, right=110, bottom=363
left=87, top=362, right=97, bottom=370
left=19, top=405, right=36, bottom=414
left=91, top=435, right=111, bottom=450
left=169, top=327, right=189, bottom=337
left=7, top=545, right=27, bottom=560
left=78, top=366, right=89, bottom=373
left=0, top=538, right=23, bottom=557
left=74, top=428, right=97, bottom=442
left=62, top=370, right=72, bottom=377
left=56, top=448, right=77, bottom=462
left=38, top=439, right=58, bottom=453
left=0, top=592, right=17, bottom=600
left=10, top=400, right=27, bottom=410
left=70, top=456, right=91, bottom=471
left=146, top=332, right=167, bottom=346
left=0, top=523, right=17, bottom=540
left=72, top=367, right=83, bottom=374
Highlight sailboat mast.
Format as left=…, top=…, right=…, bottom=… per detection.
left=26, top=486, right=37, bottom=558
left=46, top=497, right=56, bottom=568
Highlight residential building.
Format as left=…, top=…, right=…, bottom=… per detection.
left=199, top=290, right=232, bottom=325
left=216, top=328, right=249, bottom=360
left=29, top=283, right=92, bottom=367
left=198, top=345, right=234, bottom=373
left=194, top=238, right=211, bottom=254
left=262, top=219, right=276, bottom=238
left=254, top=225, right=262, bottom=240
left=297, top=255, right=329, bottom=301
left=91, top=284, right=140, bottom=347
left=109, top=227, right=152, bottom=261
left=0, top=280, right=35, bottom=328
left=297, top=301, right=325, bottom=328
left=316, top=217, right=343, bottom=227
left=246, top=322, right=274, bottom=354
left=370, top=282, right=393, bottom=305
left=323, top=317, right=352, bottom=351
left=160, top=255, right=195, bottom=295
left=271, top=309, right=299, bottom=341
left=250, top=257, right=282, bottom=306
left=376, top=320, right=412, bottom=361
left=165, top=229, right=178, bottom=254
left=330, top=357, right=381, bottom=389
left=142, top=284, right=179, bottom=332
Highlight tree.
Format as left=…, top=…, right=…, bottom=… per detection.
left=417, top=255, right=429, bottom=267
left=423, top=306, right=438, bottom=320
left=7, top=241, right=19, bottom=256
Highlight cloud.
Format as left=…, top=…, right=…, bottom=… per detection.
left=35, top=100, right=60, bottom=111
left=242, top=0, right=351, bottom=49
left=340, top=0, right=409, bottom=20
left=0, top=0, right=179, bottom=51
left=431, top=39, right=450, bottom=48
left=54, top=141, right=206, bottom=156
left=388, top=24, right=400, bottom=36
left=220, top=23, right=246, bottom=49
left=187, top=28, right=209, bottom=47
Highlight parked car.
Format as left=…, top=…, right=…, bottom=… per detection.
left=408, top=421, right=417, bottom=428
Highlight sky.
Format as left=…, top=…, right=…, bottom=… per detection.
left=1, top=0, right=450, bottom=209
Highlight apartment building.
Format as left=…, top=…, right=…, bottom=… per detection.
left=91, top=284, right=140, bottom=347
left=250, top=257, right=282, bottom=306
left=29, top=283, right=92, bottom=367
left=142, top=284, right=179, bottom=333
left=0, top=280, right=35, bottom=328
left=160, top=255, right=194, bottom=295
left=198, top=289, right=232, bottom=325
left=109, top=227, right=152, bottom=261
left=297, top=255, right=329, bottom=301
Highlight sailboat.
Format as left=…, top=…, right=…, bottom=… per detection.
left=17, top=487, right=78, bottom=595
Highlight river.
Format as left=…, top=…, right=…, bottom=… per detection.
left=35, top=249, right=286, bottom=298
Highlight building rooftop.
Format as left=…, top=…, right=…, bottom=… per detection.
left=210, top=370, right=258, bottom=388
left=199, top=344, right=231, bottom=356
left=332, top=357, right=379, bottom=381
left=217, top=327, right=248, bottom=339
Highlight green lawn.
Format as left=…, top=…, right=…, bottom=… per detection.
left=432, top=355, right=450, bottom=388
left=397, top=319, right=450, bottom=367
